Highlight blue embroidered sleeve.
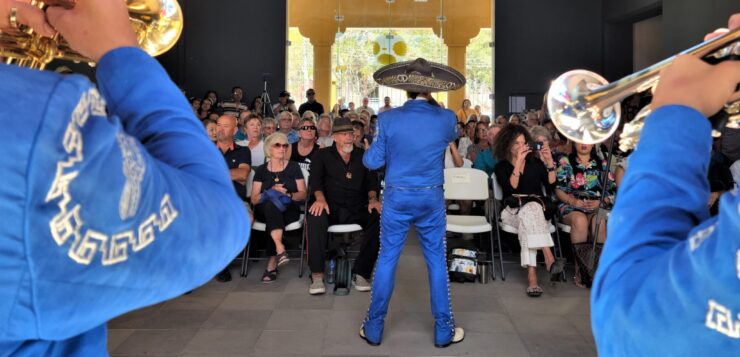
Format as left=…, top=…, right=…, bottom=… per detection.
left=363, top=114, right=387, bottom=170
left=592, top=105, right=740, bottom=354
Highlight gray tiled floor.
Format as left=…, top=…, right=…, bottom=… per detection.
left=108, top=231, right=596, bottom=357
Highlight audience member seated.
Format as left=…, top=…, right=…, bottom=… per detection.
left=220, top=86, right=249, bottom=118
left=207, top=112, right=220, bottom=122
left=509, top=114, right=522, bottom=125
left=466, top=121, right=490, bottom=162
left=495, top=115, right=508, bottom=125
left=243, top=114, right=265, bottom=167
left=525, top=112, right=540, bottom=127
left=291, top=118, right=319, bottom=173
left=456, top=99, right=477, bottom=123
left=555, top=142, right=616, bottom=288
left=445, top=140, right=464, bottom=169
left=298, top=88, right=325, bottom=116
left=190, top=97, right=201, bottom=114
left=197, top=98, right=214, bottom=120
left=214, top=115, right=252, bottom=282
left=457, top=122, right=473, bottom=157
left=493, top=124, right=562, bottom=297
left=378, top=96, right=393, bottom=113
left=473, top=124, right=502, bottom=176
left=203, top=118, right=217, bottom=144
left=251, top=133, right=307, bottom=283
left=306, top=117, right=382, bottom=295
left=475, top=104, right=482, bottom=115
left=356, top=97, right=375, bottom=116
left=277, top=111, right=299, bottom=144
left=273, top=91, right=294, bottom=115
left=235, top=111, right=250, bottom=142
left=479, top=115, right=491, bottom=125
left=316, top=114, right=334, bottom=148
left=204, top=90, right=219, bottom=111
left=262, top=117, right=277, bottom=138
left=352, top=120, right=365, bottom=148
left=251, top=96, right=265, bottom=116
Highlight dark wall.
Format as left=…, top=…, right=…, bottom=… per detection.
left=494, top=0, right=738, bottom=115
left=494, top=0, right=603, bottom=115
left=662, top=1, right=740, bottom=56
left=158, top=0, right=287, bottom=104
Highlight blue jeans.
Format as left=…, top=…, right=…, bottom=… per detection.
left=363, top=186, right=455, bottom=345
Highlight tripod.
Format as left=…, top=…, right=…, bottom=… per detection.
left=260, top=74, right=274, bottom=119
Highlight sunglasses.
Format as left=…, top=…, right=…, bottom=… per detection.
left=272, top=143, right=289, bottom=149
left=300, top=125, right=316, bottom=131
left=307, top=92, right=315, bottom=95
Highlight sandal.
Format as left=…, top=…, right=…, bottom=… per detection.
left=276, top=251, right=290, bottom=267
left=261, top=269, right=278, bottom=283
left=526, top=286, right=543, bottom=297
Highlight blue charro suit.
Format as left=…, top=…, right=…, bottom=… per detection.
left=363, top=98, right=458, bottom=346
left=593, top=105, right=740, bottom=355
left=0, top=48, right=249, bottom=355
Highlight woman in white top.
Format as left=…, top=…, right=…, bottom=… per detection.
left=244, top=116, right=265, bottom=167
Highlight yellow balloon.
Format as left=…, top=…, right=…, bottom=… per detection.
left=393, top=41, right=407, bottom=56
left=377, top=54, right=397, bottom=65
left=372, top=42, right=380, bottom=55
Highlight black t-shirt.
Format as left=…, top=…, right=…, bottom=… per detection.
left=298, top=101, right=325, bottom=116
left=493, top=158, right=551, bottom=200
left=254, top=160, right=303, bottom=194
left=222, top=145, right=252, bottom=200
left=290, top=142, right=319, bottom=173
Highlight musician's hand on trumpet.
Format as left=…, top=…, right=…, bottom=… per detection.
left=651, top=54, right=740, bottom=118
left=0, top=0, right=54, bottom=37
left=46, top=0, right=138, bottom=62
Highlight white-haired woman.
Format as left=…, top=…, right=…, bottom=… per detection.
left=251, top=132, right=307, bottom=283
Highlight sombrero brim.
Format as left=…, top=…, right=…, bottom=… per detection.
left=373, top=60, right=466, bottom=92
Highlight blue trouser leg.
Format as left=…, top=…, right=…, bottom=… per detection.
left=363, top=188, right=455, bottom=345
left=363, top=191, right=412, bottom=344
left=414, top=193, right=455, bottom=345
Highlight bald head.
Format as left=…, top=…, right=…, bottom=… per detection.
left=216, top=115, right=238, bottom=143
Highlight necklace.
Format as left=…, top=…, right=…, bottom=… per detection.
left=341, top=153, right=352, bottom=180
left=270, top=160, right=285, bottom=183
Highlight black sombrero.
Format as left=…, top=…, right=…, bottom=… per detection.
left=373, top=58, right=466, bottom=92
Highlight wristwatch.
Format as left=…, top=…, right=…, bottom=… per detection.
left=547, top=166, right=556, bottom=172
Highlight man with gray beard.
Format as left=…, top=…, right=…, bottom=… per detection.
left=305, top=117, right=382, bottom=295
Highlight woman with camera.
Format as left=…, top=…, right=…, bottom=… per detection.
left=493, top=124, right=564, bottom=297
left=555, top=142, right=616, bottom=287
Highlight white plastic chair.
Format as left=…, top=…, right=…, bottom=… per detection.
left=444, top=168, right=496, bottom=281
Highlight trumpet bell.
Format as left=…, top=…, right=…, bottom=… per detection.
left=547, top=70, right=621, bottom=145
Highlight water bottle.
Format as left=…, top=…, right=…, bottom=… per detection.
left=327, top=259, right=336, bottom=284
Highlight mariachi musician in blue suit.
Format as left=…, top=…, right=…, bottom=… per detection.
left=0, top=1, right=249, bottom=355
left=360, top=58, right=466, bottom=348
left=592, top=14, right=740, bottom=355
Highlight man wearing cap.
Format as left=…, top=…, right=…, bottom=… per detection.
left=272, top=91, right=293, bottom=116
left=305, top=117, right=381, bottom=295
left=360, top=58, right=466, bottom=348
left=298, top=88, right=325, bottom=116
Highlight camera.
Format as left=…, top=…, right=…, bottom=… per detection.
left=529, top=141, right=543, bottom=151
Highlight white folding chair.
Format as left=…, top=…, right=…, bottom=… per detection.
left=444, top=168, right=496, bottom=281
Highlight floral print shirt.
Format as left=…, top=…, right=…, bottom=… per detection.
left=556, top=154, right=616, bottom=204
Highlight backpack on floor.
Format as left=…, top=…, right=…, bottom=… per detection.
left=448, top=248, right=478, bottom=283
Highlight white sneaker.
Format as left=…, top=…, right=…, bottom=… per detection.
left=353, top=275, right=372, bottom=292
left=309, top=276, right=326, bottom=295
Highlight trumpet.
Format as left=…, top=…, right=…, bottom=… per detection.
left=0, top=0, right=183, bottom=70
left=547, top=27, right=739, bottom=152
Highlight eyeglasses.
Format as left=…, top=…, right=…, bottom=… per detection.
left=272, top=143, right=289, bottom=149
left=300, top=125, right=316, bottom=131
left=307, top=92, right=315, bottom=95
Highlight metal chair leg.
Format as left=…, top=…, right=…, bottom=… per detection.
left=240, top=242, right=250, bottom=277
left=299, top=226, right=307, bottom=278
left=488, top=230, right=496, bottom=281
